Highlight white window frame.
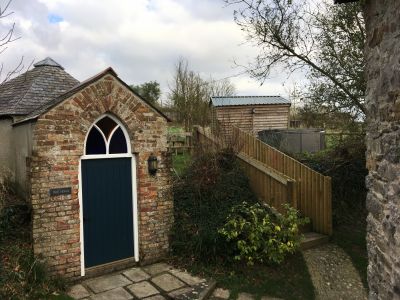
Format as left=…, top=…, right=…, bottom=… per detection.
left=82, top=114, right=132, bottom=159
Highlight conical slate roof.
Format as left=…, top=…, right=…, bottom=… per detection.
left=0, top=57, right=79, bottom=116
left=33, top=57, right=64, bottom=69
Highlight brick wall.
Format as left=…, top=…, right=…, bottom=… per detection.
left=364, top=0, right=400, bottom=298
left=30, top=74, right=172, bottom=279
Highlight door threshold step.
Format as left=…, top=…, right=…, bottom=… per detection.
left=85, top=257, right=138, bottom=279
left=301, top=232, right=329, bottom=250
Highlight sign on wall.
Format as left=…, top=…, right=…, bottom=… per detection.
left=49, top=187, right=72, bottom=197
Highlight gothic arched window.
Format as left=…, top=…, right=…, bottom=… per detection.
left=85, top=116, right=129, bottom=155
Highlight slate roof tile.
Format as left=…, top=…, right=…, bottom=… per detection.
left=0, top=57, right=79, bottom=116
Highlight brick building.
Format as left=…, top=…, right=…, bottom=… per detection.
left=0, top=57, right=173, bottom=279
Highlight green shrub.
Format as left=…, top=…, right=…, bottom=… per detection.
left=219, top=202, right=309, bottom=265
left=171, top=149, right=258, bottom=261
left=295, top=134, right=367, bottom=225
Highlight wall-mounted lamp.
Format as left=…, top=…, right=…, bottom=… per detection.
left=148, top=154, right=158, bottom=176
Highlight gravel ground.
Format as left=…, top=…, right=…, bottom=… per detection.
left=303, top=243, right=367, bottom=300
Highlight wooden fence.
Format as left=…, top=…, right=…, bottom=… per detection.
left=168, top=132, right=192, bottom=154
left=232, top=126, right=332, bottom=235
left=237, top=153, right=297, bottom=214
left=195, top=126, right=332, bottom=235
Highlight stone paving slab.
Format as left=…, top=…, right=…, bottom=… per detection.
left=85, top=274, right=132, bottom=293
left=123, top=267, right=151, bottom=282
left=127, top=281, right=160, bottom=298
left=212, top=288, right=230, bottom=299
left=67, top=284, right=91, bottom=299
left=173, top=280, right=216, bottom=300
left=169, top=287, right=194, bottom=298
left=91, top=287, right=133, bottom=300
left=237, top=292, right=255, bottom=300
left=144, top=295, right=166, bottom=300
left=170, top=269, right=206, bottom=285
left=151, top=273, right=186, bottom=292
left=143, top=263, right=173, bottom=275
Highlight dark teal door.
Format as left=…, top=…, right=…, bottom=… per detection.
left=82, top=158, right=134, bottom=268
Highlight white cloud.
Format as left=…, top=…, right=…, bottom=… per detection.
left=1, top=0, right=304, bottom=101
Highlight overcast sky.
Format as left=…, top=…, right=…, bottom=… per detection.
left=1, top=0, right=302, bottom=103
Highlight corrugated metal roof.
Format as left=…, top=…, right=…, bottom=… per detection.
left=210, top=96, right=291, bottom=107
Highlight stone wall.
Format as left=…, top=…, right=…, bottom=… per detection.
left=364, top=0, right=400, bottom=298
left=30, top=73, right=172, bottom=279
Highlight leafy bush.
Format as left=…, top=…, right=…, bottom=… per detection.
left=219, top=202, right=308, bottom=265
left=295, top=134, right=367, bottom=225
left=171, top=149, right=258, bottom=261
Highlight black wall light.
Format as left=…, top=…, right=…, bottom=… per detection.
left=148, top=154, right=158, bottom=176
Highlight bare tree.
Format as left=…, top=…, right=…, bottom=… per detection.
left=206, top=77, right=236, bottom=97
left=169, top=58, right=236, bottom=130
left=225, top=0, right=366, bottom=117
left=0, top=0, right=28, bottom=83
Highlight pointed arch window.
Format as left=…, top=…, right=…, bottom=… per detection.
left=85, top=116, right=129, bottom=155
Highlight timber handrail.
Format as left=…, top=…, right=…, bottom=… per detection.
left=237, top=153, right=291, bottom=185
left=237, top=152, right=298, bottom=209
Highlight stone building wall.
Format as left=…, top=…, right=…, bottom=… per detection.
left=30, top=73, right=172, bottom=279
left=364, top=0, right=400, bottom=298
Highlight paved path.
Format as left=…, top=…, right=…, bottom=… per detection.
left=68, top=263, right=214, bottom=300
left=303, top=243, right=368, bottom=300
left=70, top=249, right=366, bottom=300
left=68, top=262, right=283, bottom=300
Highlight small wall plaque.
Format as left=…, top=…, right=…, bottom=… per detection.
left=49, top=187, right=72, bottom=197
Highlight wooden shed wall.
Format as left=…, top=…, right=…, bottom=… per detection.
left=214, top=105, right=290, bottom=134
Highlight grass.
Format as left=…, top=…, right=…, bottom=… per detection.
left=172, top=152, right=191, bottom=176
left=332, top=223, right=368, bottom=289
left=0, top=204, right=72, bottom=300
left=170, top=253, right=315, bottom=300
left=168, top=126, right=185, bottom=134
